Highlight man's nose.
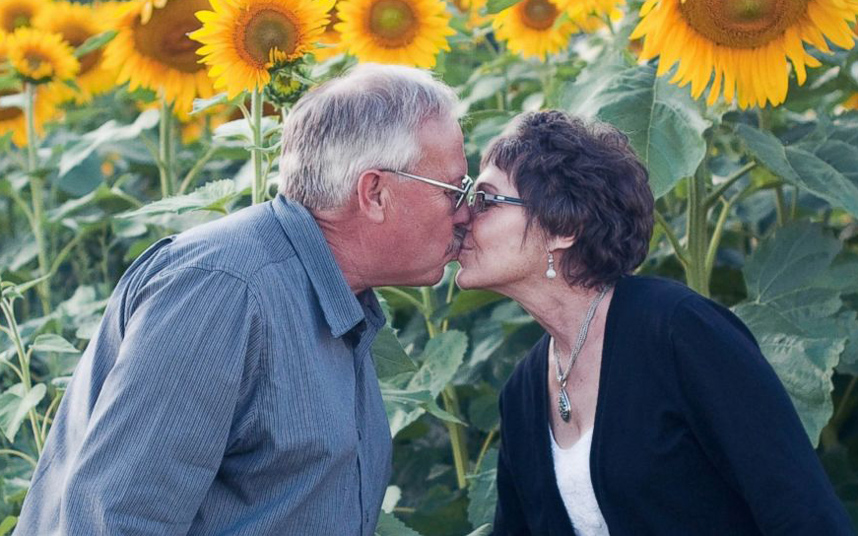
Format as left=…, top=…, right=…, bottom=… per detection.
left=453, top=200, right=472, bottom=226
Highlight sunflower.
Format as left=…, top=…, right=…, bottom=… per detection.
left=336, top=0, right=454, bottom=67
left=140, top=0, right=168, bottom=23
left=33, top=2, right=116, bottom=102
left=845, top=93, right=858, bottom=109
left=557, top=0, right=622, bottom=20
left=0, top=0, right=40, bottom=36
left=630, top=0, right=858, bottom=108
left=492, top=0, right=582, bottom=59
left=190, top=0, right=333, bottom=99
left=6, top=27, right=79, bottom=83
left=314, top=3, right=346, bottom=61
left=179, top=107, right=230, bottom=143
left=94, top=1, right=130, bottom=19
left=104, top=0, right=215, bottom=117
left=451, top=0, right=489, bottom=30
left=0, top=83, right=57, bottom=146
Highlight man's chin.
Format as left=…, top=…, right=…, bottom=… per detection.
left=397, top=265, right=447, bottom=288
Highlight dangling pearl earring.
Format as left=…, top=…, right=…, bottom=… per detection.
left=546, top=252, right=557, bottom=279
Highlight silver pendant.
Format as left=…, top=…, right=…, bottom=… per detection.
left=558, top=385, right=571, bottom=423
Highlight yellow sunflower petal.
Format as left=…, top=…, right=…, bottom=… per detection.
left=629, top=0, right=858, bottom=108
left=103, top=0, right=215, bottom=115
left=336, top=0, right=453, bottom=67
left=7, top=27, right=79, bottom=83
left=0, top=83, right=57, bottom=146
left=491, top=0, right=583, bottom=60
left=32, top=2, right=116, bottom=102
left=190, top=0, right=330, bottom=98
left=0, top=0, right=41, bottom=36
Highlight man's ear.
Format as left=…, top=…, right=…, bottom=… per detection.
left=355, top=170, right=388, bottom=223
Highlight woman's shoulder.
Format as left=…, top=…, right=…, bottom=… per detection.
left=615, top=275, right=697, bottom=309
left=614, top=275, right=752, bottom=341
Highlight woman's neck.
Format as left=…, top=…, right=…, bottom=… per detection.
left=497, top=278, right=614, bottom=356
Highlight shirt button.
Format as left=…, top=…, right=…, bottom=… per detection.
left=357, top=430, right=362, bottom=441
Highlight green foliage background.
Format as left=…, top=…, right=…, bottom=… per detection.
left=2, top=10, right=858, bottom=536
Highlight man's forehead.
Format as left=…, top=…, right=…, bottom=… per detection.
left=418, top=114, right=464, bottom=142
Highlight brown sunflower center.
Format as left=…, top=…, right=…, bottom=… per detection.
left=59, top=23, right=101, bottom=75
left=368, top=0, right=418, bottom=46
left=678, top=0, right=809, bottom=48
left=520, top=0, right=558, bottom=31
left=24, top=51, right=49, bottom=73
left=240, top=8, right=300, bottom=65
left=132, top=0, right=209, bottom=73
left=2, top=7, right=34, bottom=32
left=0, top=89, right=23, bottom=121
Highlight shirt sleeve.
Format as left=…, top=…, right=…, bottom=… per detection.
left=59, top=267, right=261, bottom=535
left=670, top=295, right=852, bottom=535
left=493, top=390, right=533, bottom=536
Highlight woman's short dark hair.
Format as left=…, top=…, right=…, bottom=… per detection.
left=481, top=110, right=654, bottom=289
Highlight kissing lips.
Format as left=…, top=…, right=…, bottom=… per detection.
left=447, top=226, right=468, bottom=256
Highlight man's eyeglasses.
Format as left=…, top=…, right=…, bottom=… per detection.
left=467, top=191, right=526, bottom=214
left=382, top=169, right=474, bottom=211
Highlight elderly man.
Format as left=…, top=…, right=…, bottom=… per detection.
left=16, top=64, right=471, bottom=535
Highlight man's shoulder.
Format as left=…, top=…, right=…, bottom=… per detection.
left=166, top=202, right=297, bottom=281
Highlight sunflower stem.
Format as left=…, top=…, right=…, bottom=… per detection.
left=179, top=144, right=218, bottom=194
left=159, top=100, right=175, bottom=198
left=703, top=161, right=755, bottom=209
left=1, top=296, right=44, bottom=456
left=440, top=264, right=458, bottom=333
left=24, top=83, right=52, bottom=316
left=685, top=165, right=711, bottom=297
left=251, top=88, right=265, bottom=204
left=420, top=287, right=469, bottom=490
left=774, top=185, right=787, bottom=226
left=0, top=449, right=37, bottom=468
left=442, top=387, right=469, bottom=490
left=654, top=208, right=689, bottom=268
left=473, top=427, right=497, bottom=475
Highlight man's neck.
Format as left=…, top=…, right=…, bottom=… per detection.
left=311, top=207, right=372, bottom=295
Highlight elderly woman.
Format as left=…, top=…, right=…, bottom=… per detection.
left=456, top=110, right=852, bottom=535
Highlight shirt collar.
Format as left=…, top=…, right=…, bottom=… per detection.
left=271, top=195, right=375, bottom=338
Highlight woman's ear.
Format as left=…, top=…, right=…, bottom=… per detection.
left=355, top=170, right=388, bottom=223
left=547, top=234, right=575, bottom=252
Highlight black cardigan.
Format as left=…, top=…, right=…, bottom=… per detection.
left=493, top=276, right=853, bottom=535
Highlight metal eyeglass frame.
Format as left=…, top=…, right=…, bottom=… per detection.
left=382, top=169, right=475, bottom=211
left=467, top=190, right=527, bottom=214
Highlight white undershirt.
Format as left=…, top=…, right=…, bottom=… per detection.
left=549, top=426, right=610, bottom=536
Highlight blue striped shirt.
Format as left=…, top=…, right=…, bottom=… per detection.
left=17, top=196, right=393, bottom=535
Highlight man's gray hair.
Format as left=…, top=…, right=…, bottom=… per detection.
left=278, top=63, right=459, bottom=210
